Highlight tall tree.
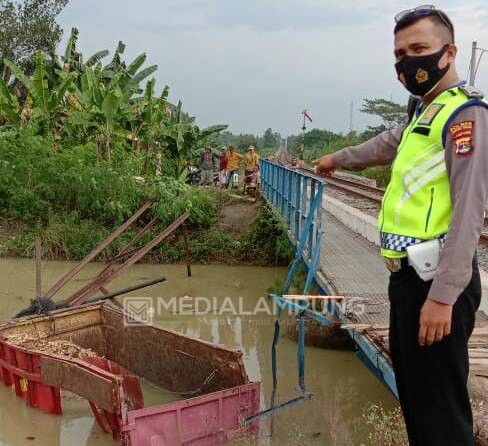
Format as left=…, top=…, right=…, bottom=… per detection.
left=0, top=0, right=68, bottom=80
left=263, top=127, right=280, bottom=148
left=360, top=98, right=407, bottom=130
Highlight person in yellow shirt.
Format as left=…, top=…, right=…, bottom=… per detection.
left=245, top=145, right=260, bottom=170
left=225, top=145, right=244, bottom=188
left=244, top=145, right=260, bottom=192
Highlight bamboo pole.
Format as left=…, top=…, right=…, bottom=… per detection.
left=182, top=224, right=192, bottom=277
left=35, top=237, right=42, bottom=298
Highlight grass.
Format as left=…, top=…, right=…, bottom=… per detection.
left=0, top=199, right=294, bottom=267
left=361, top=403, right=407, bottom=446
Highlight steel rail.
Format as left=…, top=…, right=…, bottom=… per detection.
left=297, top=167, right=384, bottom=204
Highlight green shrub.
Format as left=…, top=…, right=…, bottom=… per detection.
left=0, top=129, right=221, bottom=260
left=0, top=130, right=144, bottom=225
left=150, top=178, right=218, bottom=229
left=189, top=228, right=237, bottom=262
left=239, top=205, right=293, bottom=265
left=3, top=213, right=111, bottom=260
left=360, top=166, right=391, bottom=188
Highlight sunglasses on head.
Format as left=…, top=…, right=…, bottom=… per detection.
left=395, top=5, right=453, bottom=34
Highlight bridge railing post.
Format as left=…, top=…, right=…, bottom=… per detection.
left=308, top=180, right=316, bottom=259
left=301, top=177, right=308, bottom=245
left=287, top=170, right=293, bottom=226
left=295, top=175, right=302, bottom=243
left=260, top=160, right=325, bottom=284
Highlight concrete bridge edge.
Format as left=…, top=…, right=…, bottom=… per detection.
left=323, top=195, right=488, bottom=307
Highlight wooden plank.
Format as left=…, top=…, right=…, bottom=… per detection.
left=40, top=356, right=116, bottom=411
left=283, top=294, right=345, bottom=301
left=468, top=350, right=488, bottom=358
left=341, top=323, right=389, bottom=331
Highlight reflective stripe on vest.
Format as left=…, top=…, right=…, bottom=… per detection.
left=378, top=87, right=478, bottom=258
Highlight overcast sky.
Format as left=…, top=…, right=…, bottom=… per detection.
left=57, top=0, right=488, bottom=136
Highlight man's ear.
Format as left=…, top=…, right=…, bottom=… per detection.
left=446, top=44, right=457, bottom=63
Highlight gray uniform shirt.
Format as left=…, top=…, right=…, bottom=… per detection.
left=331, top=105, right=488, bottom=305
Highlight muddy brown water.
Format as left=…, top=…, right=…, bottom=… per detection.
left=0, top=258, right=396, bottom=446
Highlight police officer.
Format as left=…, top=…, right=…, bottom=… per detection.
left=313, top=6, right=488, bottom=446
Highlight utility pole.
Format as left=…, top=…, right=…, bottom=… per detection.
left=468, top=40, right=488, bottom=86
left=470, top=41, right=477, bottom=86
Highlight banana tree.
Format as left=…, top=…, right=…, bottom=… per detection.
left=101, top=41, right=157, bottom=99
left=3, top=52, right=76, bottom=134
left=0, top=76, right=21, bottom=126
left=42, top=27, right=108, bottom=97
left=66, top=36, right=160, bottom=155
left=62, top=27, right=109, bottom=73
left=67, top=66, right=130, bottom=160
left=128, top=78, right=170, bottom=158
left=160, top=101, right=227, bottom=178
left=0, top=27, right=228, bottom=171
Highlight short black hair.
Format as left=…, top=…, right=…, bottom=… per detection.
left=394, top=10, right=455, bottom=43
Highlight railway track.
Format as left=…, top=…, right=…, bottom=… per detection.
left=299, top=167, right=385, bottom=204
left=321, top=174, right=385, bottom=204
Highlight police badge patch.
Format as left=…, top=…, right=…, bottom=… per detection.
left=448, top=121, right=474, bottom=157
left=416, top=68, right=429, bottom=84
left=418, top=103, right=445, bottom=126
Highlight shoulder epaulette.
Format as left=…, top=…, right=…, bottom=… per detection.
left=407, top=95, right=420, bottom=121
left=459, top=85, right=484, bottom=99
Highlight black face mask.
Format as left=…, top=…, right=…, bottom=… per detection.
left=395, top=45, right=450, bottom=96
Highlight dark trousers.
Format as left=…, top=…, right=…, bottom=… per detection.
left=388, top=260, right=481, bottom=446
left=226, top=169, right=237, bottom=188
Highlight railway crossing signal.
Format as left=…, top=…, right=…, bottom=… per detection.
left=300, top=110, right=313, bottom=160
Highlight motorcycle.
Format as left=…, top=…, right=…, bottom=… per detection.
left=186, top=165, right=219, bottom=187
left=186, top=165, right=201, bottom=186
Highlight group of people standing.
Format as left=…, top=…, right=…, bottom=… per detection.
left=200, top=145, right=260, bottom=191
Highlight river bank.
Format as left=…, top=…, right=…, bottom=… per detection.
left=0, top=127, right=295, bottom=269
left=0, top=259, right=396, bottom=446
left=0, top=191, right=293, bottom=267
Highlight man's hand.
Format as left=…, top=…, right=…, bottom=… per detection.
left=418, top=299, right=453, bottom=346
left=312, top=154, right=337, bottom=176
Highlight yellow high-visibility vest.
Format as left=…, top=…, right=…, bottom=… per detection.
left=379, top=86, right=483, bottom=258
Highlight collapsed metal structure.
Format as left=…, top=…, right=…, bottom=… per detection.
left=16, top=200, right=192, bottom=319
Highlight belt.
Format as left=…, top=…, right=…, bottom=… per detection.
left=384, top=257, right=409, bottom=272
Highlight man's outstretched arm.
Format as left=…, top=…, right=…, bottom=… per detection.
left=313, top=125, right=405, bottom=174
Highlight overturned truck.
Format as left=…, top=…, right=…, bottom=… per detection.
left=0, top=302, right=260, bottom=445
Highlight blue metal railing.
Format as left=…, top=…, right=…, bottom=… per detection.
left=255, top=159, right=327, bottom=420
left=260, top=160, right=325, bottom=292
left=260, top=159, right=398, bottom=400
